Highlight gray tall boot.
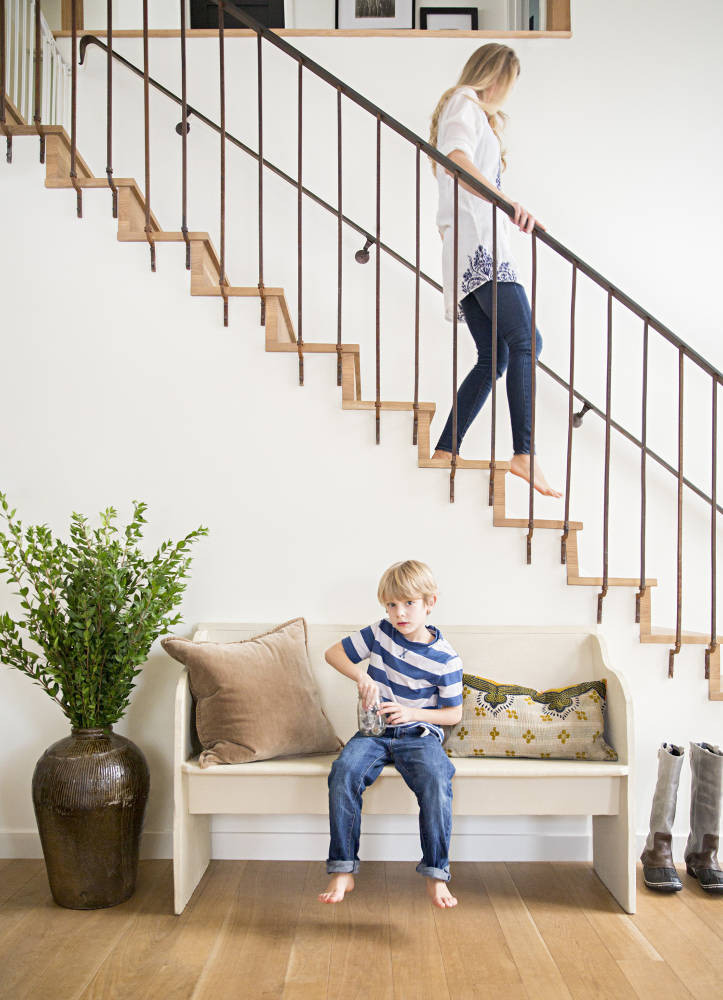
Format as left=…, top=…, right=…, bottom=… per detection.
left=685, top=742, right=723, bottom=893
left=640, top=742, right=685, bottom=892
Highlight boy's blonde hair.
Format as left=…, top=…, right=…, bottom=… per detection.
left=377, top=560, right=438, bottom=606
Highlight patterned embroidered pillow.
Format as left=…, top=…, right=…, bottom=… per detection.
left=444, top=675, right=618, bottom=761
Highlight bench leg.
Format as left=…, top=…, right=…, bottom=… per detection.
left=592, top=778, right=636, bottom=913
left=173, top=776, right=211, bottom=915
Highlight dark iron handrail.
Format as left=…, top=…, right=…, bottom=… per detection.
left=76, top=32, right=723, bottom=515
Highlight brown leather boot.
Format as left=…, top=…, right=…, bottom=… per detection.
left=641, top=743, right=684, bottom=892
left=641, top=832, right=683, bottom=892
left=685, top=743, right=723, bottom=893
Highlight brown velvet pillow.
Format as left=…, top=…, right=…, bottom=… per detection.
left=162, top=618, right=343, bottom=767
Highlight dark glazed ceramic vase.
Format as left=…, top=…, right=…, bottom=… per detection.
left=32, top=727, right=150, bottom=909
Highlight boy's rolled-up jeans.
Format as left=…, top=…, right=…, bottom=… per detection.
left=326, top=726, right=456, bottom=881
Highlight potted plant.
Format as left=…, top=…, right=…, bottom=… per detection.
left=0, top=494, right=206, bottom=909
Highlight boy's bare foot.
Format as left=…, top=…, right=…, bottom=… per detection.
left=430, top=449, right=453, bottom=467
left=509, top=454, right=562, bottom=498
left=318, top=873, right=355, bottom=904
left=426, top=878, right=458, bottom=909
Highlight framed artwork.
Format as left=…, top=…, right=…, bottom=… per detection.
left=335, top=1, right=414, bottom=30
left=418, top=6, right=479, bottom=30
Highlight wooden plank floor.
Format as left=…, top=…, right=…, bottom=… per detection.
left=0, top=861, right=721, bottom=1000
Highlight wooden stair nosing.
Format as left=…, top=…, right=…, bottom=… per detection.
left=266, top=342, right=360, bottom=355
left=567, top=575, right=658, bottom=588
left=420, top=458, right=507, bottom=471
left=46, top=176, right=141, bottom=190
left=640, top=628, right=716, bottom=646
left=343, top=399, right=436, bottom=413
left=190, top=282, right=284, bottom=298
left=494, top=516, right=584, bottom=531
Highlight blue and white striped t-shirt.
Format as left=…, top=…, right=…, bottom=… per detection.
left=342, top=619, right=464, bottom=743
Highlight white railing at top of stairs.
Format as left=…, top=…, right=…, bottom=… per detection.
left=4, top=0, right=69, bottom=127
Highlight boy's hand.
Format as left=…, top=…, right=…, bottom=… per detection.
left=358, top=674, right=380, bottom=711
left=377, top=703, right=418, bottom=725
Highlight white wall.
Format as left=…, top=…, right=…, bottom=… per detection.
left=2, top=0, right=722, bottom=866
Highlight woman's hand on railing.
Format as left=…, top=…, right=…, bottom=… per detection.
left=509, top=201, right=546, bottom=235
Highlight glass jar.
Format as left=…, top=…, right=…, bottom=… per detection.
left=357, top=696, right=387, bottom=737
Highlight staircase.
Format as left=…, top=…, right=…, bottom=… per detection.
left=1, top=2, right=721, bottom=701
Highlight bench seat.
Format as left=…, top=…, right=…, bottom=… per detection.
left=172, top=624, right=635, bottom=915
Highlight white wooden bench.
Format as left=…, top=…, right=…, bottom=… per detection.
left=172, top=624, right=635, bottom=914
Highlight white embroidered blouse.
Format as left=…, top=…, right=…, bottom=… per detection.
left=435, top=85, right=519, bottom=323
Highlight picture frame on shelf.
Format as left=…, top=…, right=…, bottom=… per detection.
left=335, top=1, right=414, bottom=30
left=418, top=6, right=479, bottom=30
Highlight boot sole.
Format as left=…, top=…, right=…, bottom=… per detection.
left=643, top=879, right=683, bottom=891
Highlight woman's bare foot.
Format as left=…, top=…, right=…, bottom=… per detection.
left=318, top=873, right=355, bottom=904
left=430, top=449, right=453, bottom=467
left=426, top=879, right=458, bottom=909
left=509, top=454, right=562, bottom=498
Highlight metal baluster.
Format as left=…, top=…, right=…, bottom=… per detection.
left=70, top=0, right=81, bottom=215
left=142, top=0, right=154, bottom=269
left=450, top=174, right=459, bottom=503
left=413, top=141, right=420, bottom=445
left=526, top=234, right=538, bottom=564
left=597, top=290, right=613, bottom=621
left=105, top=0, right=117, bottom=216
left=489, top=204, right=498, bottom=505
left=33, top=0, right=43, bottom=161
left=257, top=31, right=265, bottom=322
left=561, top=264, right=577, bottom=564
left=180, top=0, right=190, bottom=268
left=375, top=112, right=381, bottom=443
left=706, top=378, right=718, bottom=679
left=218, top=2, right=227, bottom=325
left=297, top=59, right=303, bottom=385
left=336, top=86, right=342, bottom=384
left=1, top=0, right=10, bottom=162
left=636, top=321, right=649, bottom=622
left=669, top=348, right=684, bottom=677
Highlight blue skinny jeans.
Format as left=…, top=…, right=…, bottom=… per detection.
left=326, top=727, right=456, bottom=881
left=435, top=281, right=543, bottom=456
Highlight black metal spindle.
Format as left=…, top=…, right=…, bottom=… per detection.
left=636, top=320, right=649, bottom=623
left=375, top=112, right=381, bottom=444
left=33, top=0, right=44, bottom=162
left=669, top=348, right=684, bottom=677
left=336, top=86, right=342, bottom=385
left=297, top=59, right=304, bottom=385
left=561, top=264, right=577, bottom=564
left=180, top=0, right=190, bottom=268
left=142, top=0, right=154, bottom=269
left=257, top=31, right=265, bottom=322
left=489, top=204, right=498, bottom=505
left=218, top=3, right=227, bottom=325
left=70, top=0, right=81, bottom=215
left=105, top=0, right=117, bottom=216
left=450, top=174, right=459, bottom=503
left=413, top=142, right=420, bottom=446
left=706, top=378, right=718, bottom=679
left=526, top=234, right=538, bottom=564
left=597, top=290, right=613, bottom=622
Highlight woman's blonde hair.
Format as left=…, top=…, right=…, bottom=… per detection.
left=429, top=43, right=520, bottom=176
left=377, top=560, right=438, bottom=606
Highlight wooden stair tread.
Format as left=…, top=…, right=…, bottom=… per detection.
left=190, top=283, right=284, bottom=297
left=568, top=576, right=658, bottom=588
left=641, top=628, right=716, bottom=645
left=46, top=177, right=143, bottom=190
left=420, top=458, right=510, bottom=471
left=343, top=400, right=435, bottom=412
left=267, top=342, right=359, bottom=354
left=495, top=517, right=583, bottom=530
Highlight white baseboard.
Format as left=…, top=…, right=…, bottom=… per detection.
left=2, top=827, right=687, bottom=863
